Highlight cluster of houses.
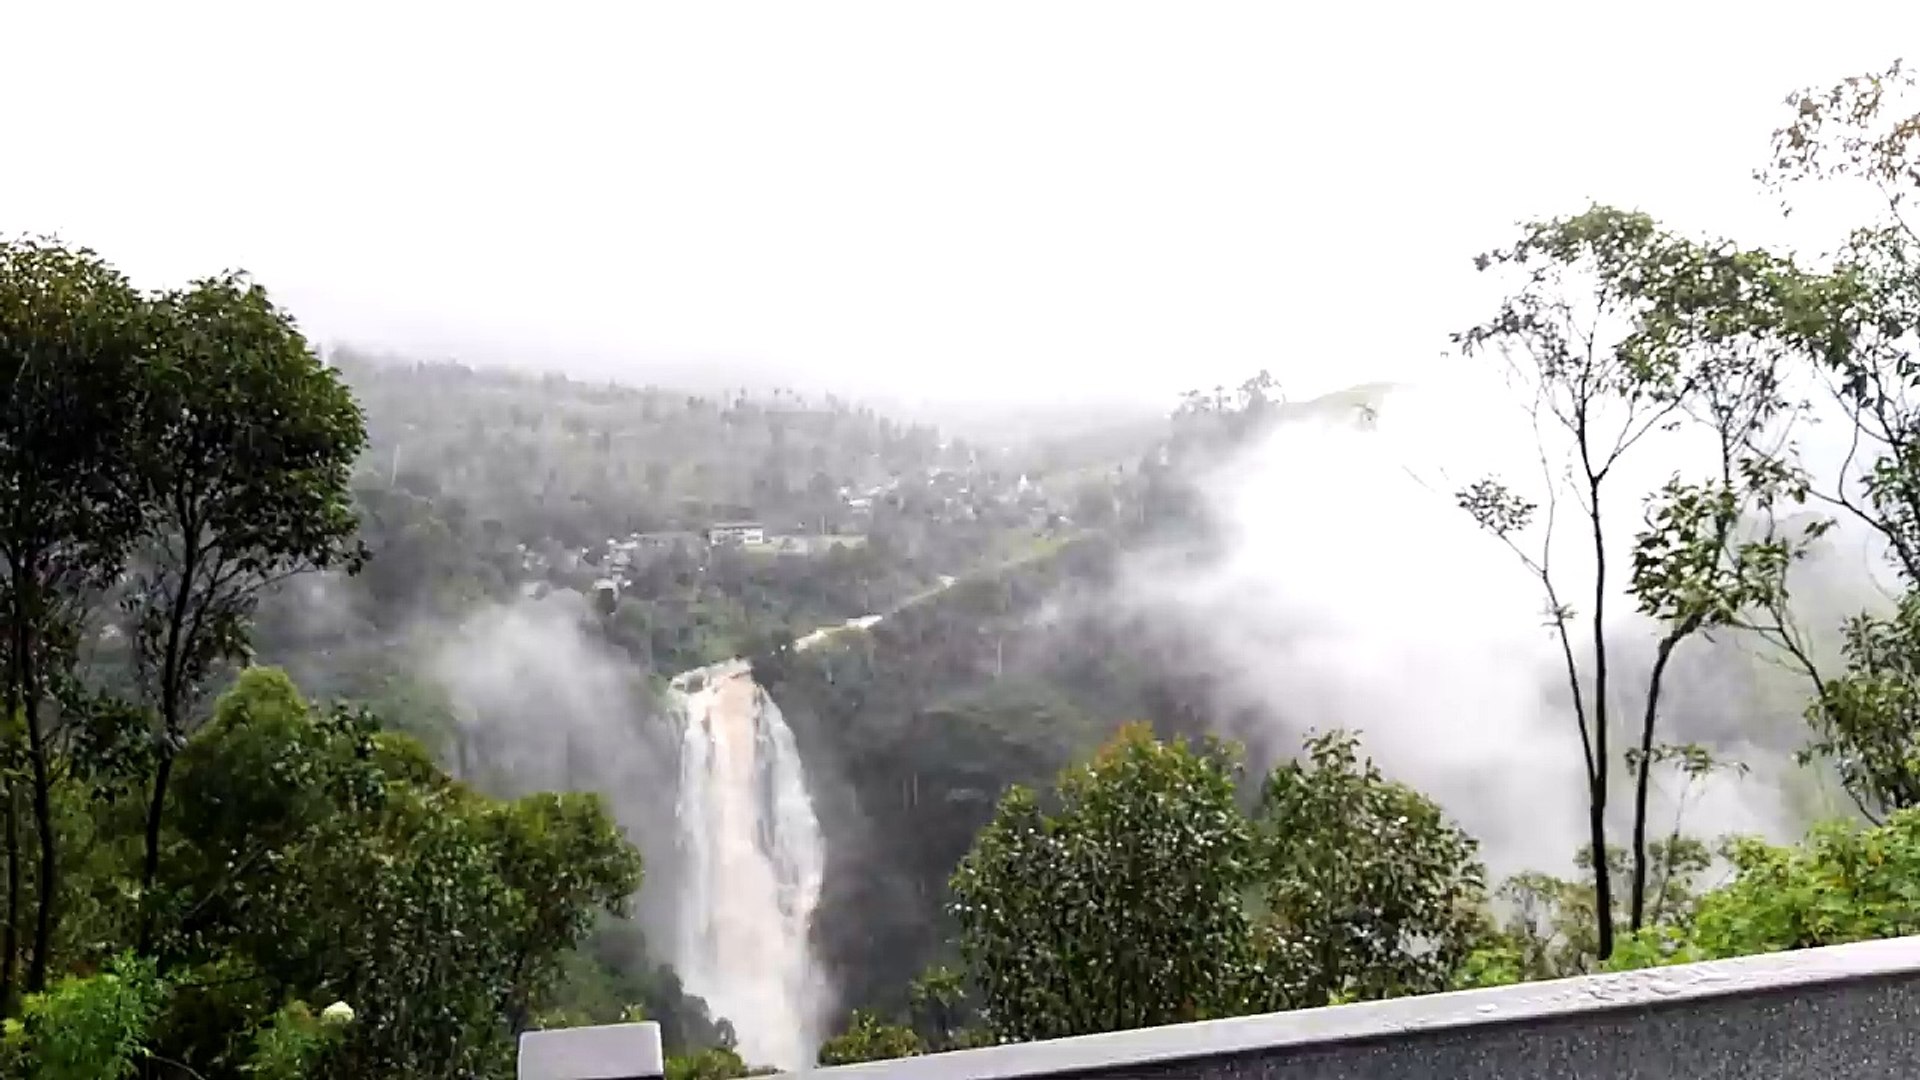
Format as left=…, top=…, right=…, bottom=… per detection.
left=839, top=465, right=1066, bottom=530
left=512, top=520, right=874, bottom=606
left=702, top=520, right=871, bottom=555
left=507, top=460, right=1077, bottom=607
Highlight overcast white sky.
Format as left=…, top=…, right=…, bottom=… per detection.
left=2, top=3, right=1914, bottom=412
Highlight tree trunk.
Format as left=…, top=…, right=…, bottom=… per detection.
left=1630, top=631, right=1686, bottom=932
left=21, top=639, right=54, bottom=993
left=139, top=536, right=197, bottom=953
left=2, top=783, right=17, bottom=1016
left=1588, top=481, right=1615, bottom=962
left=1, top=627, right=18, bottom=1014
left=136, top=756, right=173, bottom=954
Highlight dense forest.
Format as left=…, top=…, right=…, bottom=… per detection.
left=4, top=59, right=1920, bottom=1080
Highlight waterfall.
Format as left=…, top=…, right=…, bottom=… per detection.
left=669, top=659, right=827, bottom=1071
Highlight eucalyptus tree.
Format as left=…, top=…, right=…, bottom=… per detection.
left=1253, top=731, right=1488, bottom=1007
left=124, top=272, right=367, bottom=948
left=1454, top=207, right=1830, bottom=951
left=1753, top=60, right=1920, bottom=820
left=950, top=725, right=1493, bottom=1038
left=0, top=237, right=152, bottom=996
left=949, top=724, right=1259, bottom=1041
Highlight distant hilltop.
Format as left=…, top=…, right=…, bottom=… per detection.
left=1277, top=381, right=1400, bottom=425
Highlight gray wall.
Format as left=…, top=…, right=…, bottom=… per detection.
left=776, top=936, right=1920, bottom=1079
left=517, top=937, right=1920, bottom=1078
left=1045, top=972, right=1920, bottom=1078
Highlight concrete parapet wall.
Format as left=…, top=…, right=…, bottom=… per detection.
left=787, top=937, right=1920, bottom=1079
left=522, top=937, right=1920, bottom=1079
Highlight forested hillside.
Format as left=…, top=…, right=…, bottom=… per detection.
left=245, top=353, right=1128, bottom=746
left=7, top=57, right=1920, bottom=1080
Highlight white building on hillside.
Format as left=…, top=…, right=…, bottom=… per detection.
left=705, top=521, right=766, bottom=546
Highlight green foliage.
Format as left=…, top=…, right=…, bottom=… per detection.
left=1253, top=731, right=1490, bottom=1007
left=1461, top=837, right=1714, bottom=985
left=125, top=270, right=370, bottom=946
left=0, top=236, right=153, bottom=588
left=948, top=725, right=1498, bottom=1042
left=951, top=724, right=1259, bottom=1042
left=1804, top=590, right=1920, bottom=817
left=906, top=964, right=981, bottom=1052
left=1453, top=198, right=1846, bottom=950
left=241, top=999, right=351, bottom=1080
left=769, top=538, right=1137, bottom=1016
left=665, top=1045, right=777, bottom=1080
left=145, top=668, right=642, bottom=1078
left=1751, top=62, right=1920, bottom=824
left=1612, top=808, right=1920, bottom=969
left=0, top=236, right=156, bottom=995
left=0, top=953, right=169, bottom=1080
left=133, top=271, right=369, bottom=645
left=1452, top=207, right=1696, bottom=961
left=816, top=1009, right=924, bottom=1066
left=487, top=792, right=648, bottom=1030
left=539, top=920, right=736, bottom=1056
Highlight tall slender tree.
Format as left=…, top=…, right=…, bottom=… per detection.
left=1749, top=60, right=1920, bottom=820
left=0, top=237, right=153, bottom=996
left=1454, top=207, right=1825, bottom=952
left=125, top=272, right=367, bottom=949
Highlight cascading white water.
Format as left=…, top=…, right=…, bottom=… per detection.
left=669, top=658, right=827, bottom=1071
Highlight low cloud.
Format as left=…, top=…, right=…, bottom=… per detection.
left=1115, top=379, right=1880, bottom=878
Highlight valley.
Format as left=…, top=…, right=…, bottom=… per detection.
left=5, top=55, right=1920, bottom=1078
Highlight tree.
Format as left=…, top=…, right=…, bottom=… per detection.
left=742, top=628, right=798, bottom=689
left=126, top=272, right=368, bottom=950
left=666, top=1046, right=767, bottom=1080
left=815, top=1009, right=923, bottom=1066
left=241, top=999, right=354, bottom=1080
left=1611, top=237, right=1839, bottom=928
left=0, top=237, right=153, bottom=997
left=1751, top=60, right=1920, bottom=821
left=1803, top=594, right=1920, bottom=815
left=1454, top=207, right=1823, bottom=952
left=1460, top=835, right=1713, bottom=985
left=905, top=964, right=979, bottom=1052
left=0, top=953, right=169, bottom=1080
left=1251, top=731, right=1489, bottom=1007
left=488, top=792, right=649, bottom=1034
left=1608, top=807, right=1920, bottom=970
left=154, top=668, right=643, bottom=1078
left=948, top=724, right=1259, bottom=1042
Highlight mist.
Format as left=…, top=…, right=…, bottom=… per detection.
left=8, top=5, right=1913, bottom=421
left=1116, top=372, right=1889, bottom=879
left=424, top=591, right=685, bottom=937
